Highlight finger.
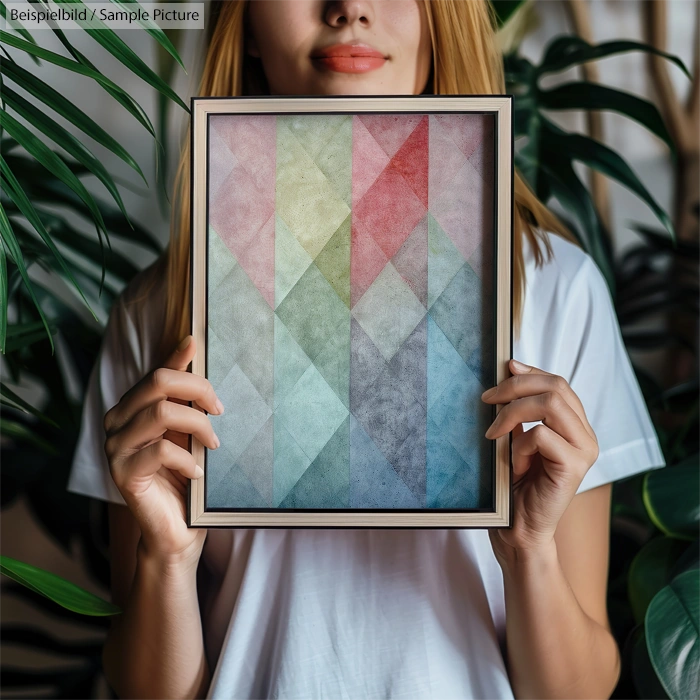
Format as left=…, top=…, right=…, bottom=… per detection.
left=485, top=392, right=588, bottom=448
left=106, top=367, right=223, bottom=435
left=512, top=423, right=573, bottom=477
left=482, top=360, right=596, bottom=442
left=105, top=399, right=220, bottom=462
left=104, top=334, right=199, bottom=432
left=510, top=422, right=535, bottom=478
left=114, top=438, right=204, bottom=493
left=164, top=335, right=196, bottom=372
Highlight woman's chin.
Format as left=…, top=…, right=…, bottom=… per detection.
left=306, top=76, right=408, bottom=96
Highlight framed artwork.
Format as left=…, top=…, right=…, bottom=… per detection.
left=189, top=95, right=512, bottom=528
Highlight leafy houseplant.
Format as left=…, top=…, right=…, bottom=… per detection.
left=498, top=13, right=698, bottom=699
left=1, top=0, right=188, bottom=695
left=610, top=223, right=698, bottom=700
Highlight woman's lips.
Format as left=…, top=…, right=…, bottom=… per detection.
left=311, top=44, right=387, bottom=73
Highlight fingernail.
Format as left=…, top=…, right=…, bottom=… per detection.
left=485, top=426, right=494, bottom=438
left=481, top=387, right=497, bottom=400
left=214, top=434, right=221, bottom=448
left=177, top=335, right=192, bottom=352
left=215, top=398, right=225, bottom=414
left=194, top=465, right=204, bottom=478
left=511, top=359, right=531, bottom=373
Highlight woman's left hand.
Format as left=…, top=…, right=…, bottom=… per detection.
left=482, top=359, right=600, bottom=561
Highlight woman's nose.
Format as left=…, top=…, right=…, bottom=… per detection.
left=324, top=0, right=373, bottom=27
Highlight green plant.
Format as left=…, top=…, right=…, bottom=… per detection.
left=1, top=0, right=184, bottom=582
left=612, top=225, right=698, bottom=700
left=500, top=21, right=697, bottom=700
left=1, top=1, right=696, bottom=698
left=1, top=0, right=188, bottom=695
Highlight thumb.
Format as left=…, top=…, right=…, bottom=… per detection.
left=164, top=334, right=196, bottom=372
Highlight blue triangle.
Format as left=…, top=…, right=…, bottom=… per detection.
left=349, top=415, right=421, bottom=508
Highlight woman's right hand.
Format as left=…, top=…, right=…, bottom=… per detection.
left=103, top=335, right=222, bottom=565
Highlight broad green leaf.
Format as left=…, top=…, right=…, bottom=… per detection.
left=629, top=537, right=690, bottom=624
left=643, top=455, right=700, bottom=540
left=539, top=35, right=691, bottom=81
left=518, top=145, right=616, bottom=292
left=0, top=153, right=100, bottom=316
left=646, top=569, right=700, bottom=700
left=504, top=52, right=536, bottom=87
left=632, top=626, right=670, bottom=700
left=2, top=85, right=134, bottom=230
left=53, top=0, right=188, bottom=112
left=0, top=555, right=121, bottom=616
left=537, top=82, right=676, bottom=157
left=541, top=119, right=675, bottom=239
left=0, top=57, right=147, bottom=186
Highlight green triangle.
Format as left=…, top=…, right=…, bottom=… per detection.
left=428, top=212, right=465, bottom=308
left=314, top=213, right=351, bottom=308
left=280, top=114, right=350, bottom=160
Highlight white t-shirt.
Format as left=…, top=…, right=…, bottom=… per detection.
left=67, top=230, right=665, bottom=700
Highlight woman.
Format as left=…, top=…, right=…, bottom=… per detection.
left=67, top=1, right=666, bottom=698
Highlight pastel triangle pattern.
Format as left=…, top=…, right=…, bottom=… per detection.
left=206, top=113, right=495, bottom=509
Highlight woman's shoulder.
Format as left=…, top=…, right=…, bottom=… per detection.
left=518, top=228, right=617, bottom=354
left=523, top=229, right=599, bottom=288
left=522, top=229, right=610, bottom=314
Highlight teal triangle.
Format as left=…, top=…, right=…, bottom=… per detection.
left=428, top=212, right=464, bottom=308
left=275, top=213, right=312, bottom=309
left=274, top=315, right=312, bottom=410
left=426, top=415, right=468, bottom=507
left=278, top=416, right=350, bottom=508
left=207, top=462, right=267, bottom=509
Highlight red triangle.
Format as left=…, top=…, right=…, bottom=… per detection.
left=389, top=116, right=429, bottom=209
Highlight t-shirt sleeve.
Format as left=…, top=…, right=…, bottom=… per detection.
left=551, top=254, right=666, bottom=495
left=66, top=293, right=145, bottom=506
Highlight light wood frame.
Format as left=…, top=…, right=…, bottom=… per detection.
left=188, top=95, right=513, bottom=528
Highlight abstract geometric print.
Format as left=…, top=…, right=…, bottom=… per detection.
left=206, top=112, right=495, bottom=510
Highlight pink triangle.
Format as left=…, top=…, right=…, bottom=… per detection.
left=358, top=113, right=425, bottom=159
left=433, top=113, right=489, bottom=160
left=428, top=116, right=467, bottom=207
left=352, top=117, right=390, bottom=203
left=211, top=114, right=276, bottom=196
left=236, top=212, right=275, bottom=308
left=350, top=217, right=389, bottom=308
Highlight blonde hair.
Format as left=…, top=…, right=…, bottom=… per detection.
left=146, top=0, right=577, bottom=364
